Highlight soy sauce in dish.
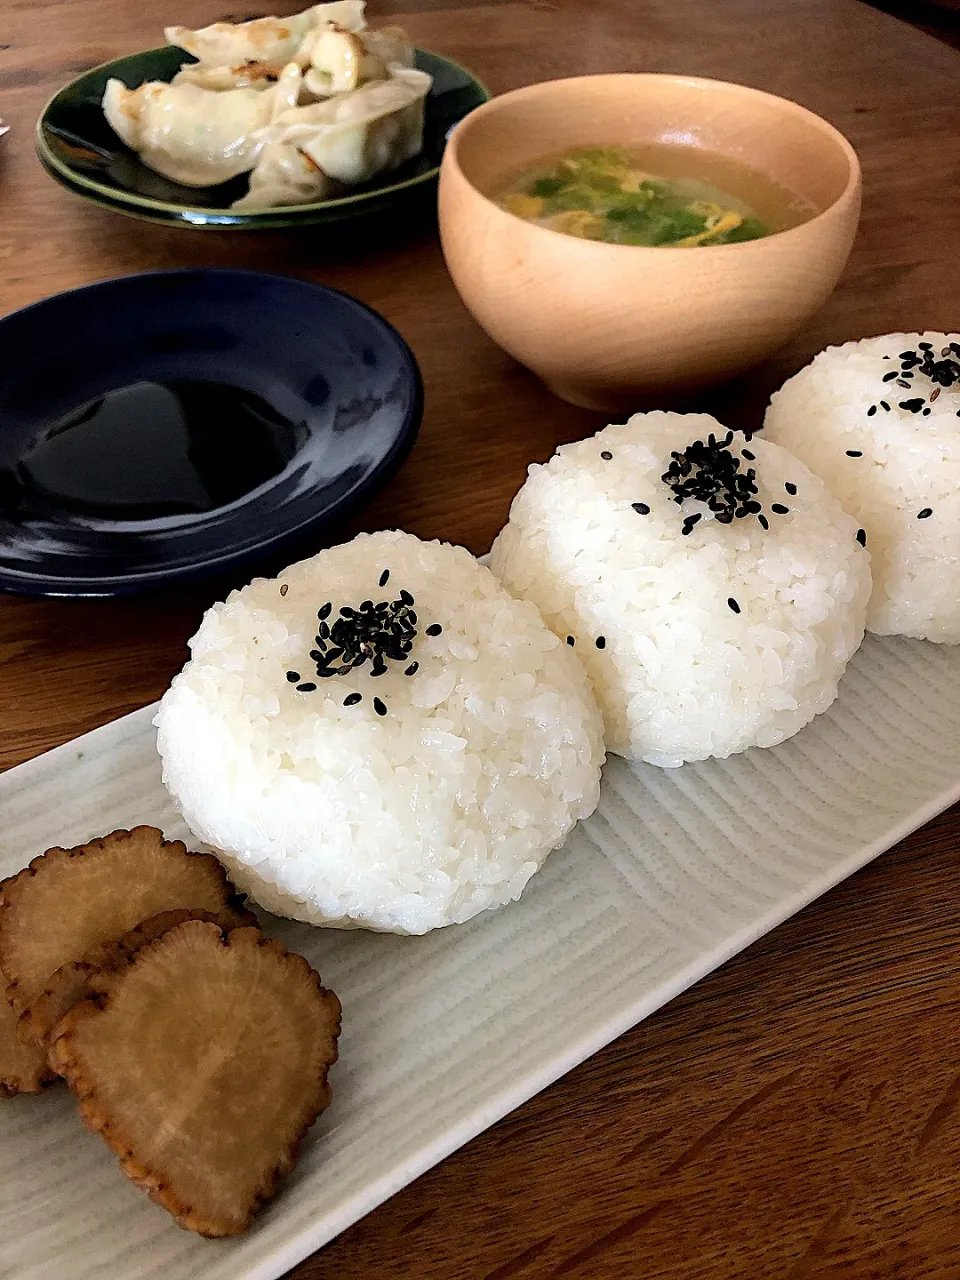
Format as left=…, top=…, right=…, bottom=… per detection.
left=496, top=145, right=816, bottom=246
left=9, top=380, right=306, bottom=521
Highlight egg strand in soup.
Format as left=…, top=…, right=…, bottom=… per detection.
left=497, top=146, right=806, bottom=246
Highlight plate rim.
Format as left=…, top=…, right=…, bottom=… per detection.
left=35, top=46, right=490, bottom=229
left=0, top=266, right=425, bottom=597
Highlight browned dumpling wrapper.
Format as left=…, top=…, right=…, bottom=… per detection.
left=52, top=921, right=341, bottom=1236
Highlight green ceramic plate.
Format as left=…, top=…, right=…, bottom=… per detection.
left=36, top=46, right=488, bottom=229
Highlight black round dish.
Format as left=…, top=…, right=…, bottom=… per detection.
left=0, top=269, right=423, bottom=596
left=36, top=47, right=489, bottom=229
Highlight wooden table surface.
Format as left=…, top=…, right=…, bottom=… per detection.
left=2, top=0, right=960, bottom=1275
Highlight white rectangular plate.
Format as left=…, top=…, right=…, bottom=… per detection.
left=2, top=633, right=960, bottom=1279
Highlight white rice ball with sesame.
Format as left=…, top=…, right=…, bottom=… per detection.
left=489, top=412, right=871, bottom=768
left=764, top=332, right=960, bottom=642
left=155, top=531, right=604, bottom=934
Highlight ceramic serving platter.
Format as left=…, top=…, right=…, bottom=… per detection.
left=2, top=632, right=960, bottom=1279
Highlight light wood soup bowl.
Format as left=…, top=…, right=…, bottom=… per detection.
left=438, top=75, right=861, bottom=411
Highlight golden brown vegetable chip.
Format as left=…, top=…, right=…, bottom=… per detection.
left=0, top=885, right=53, bottom=1096
left=0, top=827, right=243, bottom=1020
left=24, top=903, right=257, bottom=1061
left=0, top=991, right=53, bottom=1096
left=51, top=921, right=341, bottom=1236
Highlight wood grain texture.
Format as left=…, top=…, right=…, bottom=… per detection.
left=0, top=0, right=958, bottom=1275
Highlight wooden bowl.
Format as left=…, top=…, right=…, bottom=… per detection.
left=438, top=74, right=861, bottom=411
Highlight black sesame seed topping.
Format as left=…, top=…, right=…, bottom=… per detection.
left=566, top=635, right=575, bottom=646
left=681, top=512, right=702, bottom=535
left=923, top=407, right=932, bottom=416
left=741, top=449, right=755, bottom=460
left=379, top=569, right=390, bottom=587
left=425, top=623, right=442, bottom=637
left=918, top=507, right=933, bottom=519
left=771, top=503, right=790, bottom=515
left=296, top=682, right=317, bottom=692
left=632, top=502, right=651, bottom=515
left=882, top=370, right=898, bottom=382
left=306, top=592, right=423, bottom=682
left=343, top=692, right=362, bottom=706
left=857, top=528, right=866, bottom=546
left=896, top=379, right=911, bottom=389
left=400, top=589, right=414, bottom=606
left=881, top=401, right=891, bottom=411
left=727, top=597, right=741, bottom=614
left=404, top=661, right=419, bottom=676
left=373, top=696, right=387, bottom=716
left=279, top=583, right=288, bottom=596
left=867, top=405, right=877, bottom=416
left=758, top=514, right=769, bottom=530
left=785, top=482, right=797, bottom=496
left=286, top=671, right=300, bottom=683
left=889, top=345, right=960, bottom=410
left=846, top=449, right=863, bottom=457
left=595, top=636, right=606, bottom=649
left=600, top=450, right=613, bottom=460
left=662, top=431, right=760, bottom=526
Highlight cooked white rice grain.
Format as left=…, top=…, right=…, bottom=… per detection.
left=155, top=530, right=604, bottom=934
left=489, top=411, right=871, bottom=767
left=764, top=332, right=960, bottom=642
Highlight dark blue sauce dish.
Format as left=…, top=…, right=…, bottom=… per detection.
left=0, top=269, right=423, bottom=596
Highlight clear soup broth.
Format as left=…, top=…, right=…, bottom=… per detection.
left=495, top=145, right=817, bottom=247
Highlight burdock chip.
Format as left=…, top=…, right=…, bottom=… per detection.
left=52, top=921, right=341, bottom=1236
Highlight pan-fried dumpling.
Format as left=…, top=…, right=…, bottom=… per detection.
left=261, top=67, right=431, bottom=185
left=302, top=25, right=415, bottom=99
left=231, top=142, right=332, bottom=209
left=165, top=1, right=366, bottom=72
left=171, top=63, right=279, bottom=91
left=103, top=63, right=303, bottom=187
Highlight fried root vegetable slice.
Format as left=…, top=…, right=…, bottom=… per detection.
left=51, top=922, right=341, bottom=1236
left=1, top=992, right=53, bottom=1096
left=23, top=904, right=258, bottom=1060
left=0, top=827, right=244, bottom=1018
left=0, top=885, right=53, bottom=1096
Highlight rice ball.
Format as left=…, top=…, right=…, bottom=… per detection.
left=155, top=531, right=604, bottom=935
left=764, top=333, right=960, bottom=642
left=489, top=412, right=871, bottom=767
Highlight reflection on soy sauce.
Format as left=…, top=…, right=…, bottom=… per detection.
left=11, top=380, right=308, bottom=521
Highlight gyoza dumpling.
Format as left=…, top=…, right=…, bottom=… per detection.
left=171, top=63, right=279, bottom=91
left=165, top=1, right=366, bottom=72
left=302, top=25, right=415, bottom=99
left=231, top=142, right=332, bottom=209
left=261, top=67, right=431, bottom=185
left=103, top=63, right=303, bottom=187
